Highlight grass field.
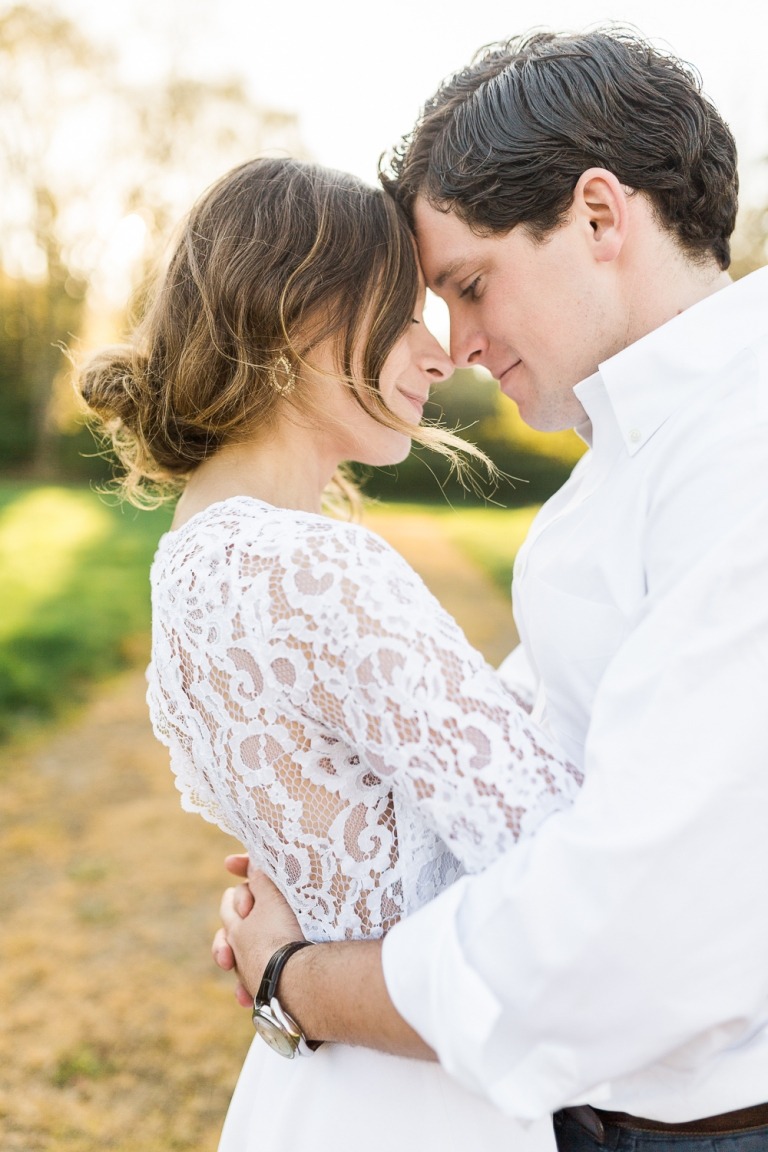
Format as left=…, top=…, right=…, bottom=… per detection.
left=0, top=482, right=172, bottom=741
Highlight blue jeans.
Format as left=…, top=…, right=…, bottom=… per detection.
left=554, top=1109, right=768, bottom=1152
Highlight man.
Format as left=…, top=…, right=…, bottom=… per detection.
left=215, top=28, right=768, bottom=1149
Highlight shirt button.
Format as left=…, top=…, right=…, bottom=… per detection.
left=629, top=428, right=642, bottom=443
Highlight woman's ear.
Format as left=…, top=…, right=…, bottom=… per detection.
left=572, top=168, right=629, bottom=263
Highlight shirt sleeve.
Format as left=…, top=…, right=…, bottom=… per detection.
left=383, top=498, right=768, bottom=1120
left=496, top=643, right=537, bottom=713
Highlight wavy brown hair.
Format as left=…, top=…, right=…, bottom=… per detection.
left=381, top=27, right=738, bottom=269
left=78, top=157, right=489, bottom=507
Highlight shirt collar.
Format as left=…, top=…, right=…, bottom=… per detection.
left=573, top=266, right=768, bottom=457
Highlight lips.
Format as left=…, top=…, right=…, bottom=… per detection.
left=398, top=390, right=428, bottom=420
left=497, top=360, right=522, bottom=396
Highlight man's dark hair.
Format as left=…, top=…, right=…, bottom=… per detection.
left=381, top=28, right=738, bottom=269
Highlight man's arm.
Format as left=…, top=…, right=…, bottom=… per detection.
left=381, top=499, right=768, bottom=1119
left=216, top=865, right=434, bottom=1059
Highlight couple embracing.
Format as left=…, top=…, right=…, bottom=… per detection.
left=79, top=26, right=768, bottom=1152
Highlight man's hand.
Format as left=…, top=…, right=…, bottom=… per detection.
left=212, top=855, right=304, bottom=1006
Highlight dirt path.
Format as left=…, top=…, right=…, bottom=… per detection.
left=0, top=513, right=517, bottom=1151
left=368, top=508, right=519, bottom=665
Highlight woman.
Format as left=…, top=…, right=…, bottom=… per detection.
left=78, top=157, right=582, bottom=1151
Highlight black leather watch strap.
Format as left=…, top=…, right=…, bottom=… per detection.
left=255, top=940, right=321, bottom=1050
left=256, top=940, right=314, bottom=1003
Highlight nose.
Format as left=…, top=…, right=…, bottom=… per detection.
left=421, top=330, right=454, bottom=383
left=449, top=314, right=487, bottom=369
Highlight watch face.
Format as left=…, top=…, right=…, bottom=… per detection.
left=252, top=1005, right=299, bottom=1059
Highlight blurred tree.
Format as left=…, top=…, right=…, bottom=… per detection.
left=119, top=77, right=302, bottom=245
left=0, top=271, right=86, bottom=470
left=0, top=3, right=305, bottom=478
left=0, top=4, right=103, bottom=474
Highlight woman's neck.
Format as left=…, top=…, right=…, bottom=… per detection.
left=172, top=423, right=338, bottom=529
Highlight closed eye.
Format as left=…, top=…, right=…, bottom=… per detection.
left=459, top=276, right=481, bottom=300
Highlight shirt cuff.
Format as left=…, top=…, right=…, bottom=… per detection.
left=382, top=875, right=504, bottom=1096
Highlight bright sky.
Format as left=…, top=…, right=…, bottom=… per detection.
left=51, top=0, right=768, bottom=203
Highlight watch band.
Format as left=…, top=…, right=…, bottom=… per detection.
left=254, top=940, right=321, bottom=1051
left=256, top=940, right=314, bottom=1003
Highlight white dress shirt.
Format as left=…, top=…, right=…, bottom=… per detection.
left=382, top=267, right=768, bottom=1122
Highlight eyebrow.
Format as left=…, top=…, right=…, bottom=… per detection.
left=432, top=258, right=469, bottom=290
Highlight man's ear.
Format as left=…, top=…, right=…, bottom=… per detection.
left=572, top=168, right=629, bottom=263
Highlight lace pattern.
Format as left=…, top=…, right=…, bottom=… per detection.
left=148, top=497, right=582, bottom=941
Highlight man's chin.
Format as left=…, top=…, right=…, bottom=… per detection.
left=500, top=380, right=585, bottom=433
left=499, top=388, right=544, bottom=430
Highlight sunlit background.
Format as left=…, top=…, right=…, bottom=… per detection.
left=3, top=0, right=768, bottom=338
left=3, top=0, right=767, bottom=481
left=2, top=5, right=768, bottom=1147
left=2, top=0, right=768, bottom=778
left=46, top=0, right=768, bottom=193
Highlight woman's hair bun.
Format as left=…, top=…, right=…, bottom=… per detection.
left=78, top=345, right=147, bottom=427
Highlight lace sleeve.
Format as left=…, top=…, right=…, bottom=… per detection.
left=249, top=516, right=582, bottom=873
left=149, top=505, right=583, bottom=937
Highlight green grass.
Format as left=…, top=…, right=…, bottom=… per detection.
left=0, top=481, right=172, bottom=742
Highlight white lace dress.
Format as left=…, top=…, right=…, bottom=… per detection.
left=147, top=496, right=582, bottom=1152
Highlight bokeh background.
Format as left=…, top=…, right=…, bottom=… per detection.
left=1, top=1, right=767, bottom=1148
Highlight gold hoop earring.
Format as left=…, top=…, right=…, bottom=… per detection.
left=268, top=354, right=297, bottom=395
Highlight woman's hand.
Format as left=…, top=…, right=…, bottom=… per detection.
left=212, top=855, right=305, bottom=1006
left=211, top=855, right=250, bottom=1004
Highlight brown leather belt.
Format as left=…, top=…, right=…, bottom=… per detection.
left=563, top=1102, right=768, bottom=1142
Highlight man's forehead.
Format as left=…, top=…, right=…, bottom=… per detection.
left=413, top=201, right=480, bottom=287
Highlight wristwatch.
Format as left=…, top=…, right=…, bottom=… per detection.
left=252, top=940, right=321, bottom=1058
